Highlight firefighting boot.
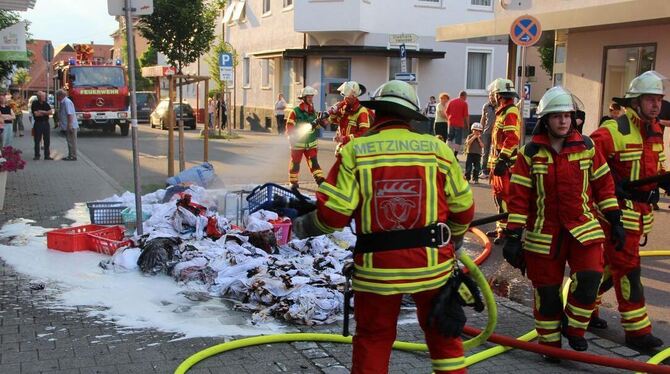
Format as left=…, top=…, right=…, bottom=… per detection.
left=562, top=314, right=588, bottom=351
left=626, top=334, right=664, bottom=351
left=588, top=315, right=608, bottom=329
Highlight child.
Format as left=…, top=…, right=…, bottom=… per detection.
left=464, top=122, right=484, bottom=183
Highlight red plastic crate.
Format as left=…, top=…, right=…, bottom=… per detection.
left=46, top=225, right=110, bottom=252
left=86, top=226, right=131, bottom=256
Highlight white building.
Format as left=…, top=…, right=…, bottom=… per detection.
left=213, top=0, right=508, bottom=131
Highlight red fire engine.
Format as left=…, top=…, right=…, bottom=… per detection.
left=53, top=44, right=130, bottom=135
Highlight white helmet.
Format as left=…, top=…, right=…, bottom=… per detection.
left=470, top=122, right=483, bottom=131
left=299, top=86, right=318, bottom=99
left=361, top=80, right=427, bottom=121
left=624, top=70, right=666, bottom=98
left=337, top=81, right=366, bottom=97
left=536, top=86, right=575, bottom=118
left=487, top=78, right=519, bottom=98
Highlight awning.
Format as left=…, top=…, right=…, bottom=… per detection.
left=249, top=49, right=286, bottom=59
left=282, top=45, right=445, bottom=59
left=0, top=0, right=36, bottom=11
left=436, top=0, right=670, bottom=42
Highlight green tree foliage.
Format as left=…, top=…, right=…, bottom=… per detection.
left=137, top=0, right=217, bottom=72
left=206, top=37, right=237, bottom=93
left=139, top=44, right=157, bottom=67
left=0, top=11, right=31, bottom=83
left=537, top=36, right=555, bottom=77
left=11, top=67, right=30, bottom=93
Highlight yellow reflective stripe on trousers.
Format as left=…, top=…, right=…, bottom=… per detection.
left=352, top=271, right=451, bottom=295
left=621, top=306, right=647, bottom=320
left=535, top=320, right=561, bottom=329
left=621, top=208, right=641, bottom=231
left=566, top=302, right=593, bottom=318
left=432, top=356, right=466, bottom=372
left=566, top=315, right=589, bottom=329
left=622, top=317, right=651, bottom=331
left=354, top=259, right=454, bottom=281
left=538, top=332, right=561, bottom=343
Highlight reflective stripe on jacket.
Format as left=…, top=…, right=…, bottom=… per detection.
left=591, top=109, right=665, bottom=234
left=330, top=102, right=371, bottom=147
left=313, top=118, right=474, bottom=295
left=490, top=100, right=520, bottom=167
left=506, top=131, right=618, bottom=255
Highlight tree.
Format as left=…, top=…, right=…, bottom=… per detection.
left=137, top=0, right=217, bottom=74
left=205, top=37, right=237, bottom=93
left=11, top=67, right=30, bottom=96
left=120, top=34, right=153, bottom=91
left=537, top=34, right=555, bottom=78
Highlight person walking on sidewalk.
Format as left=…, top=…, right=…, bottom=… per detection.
left=275, top=93, right=287, bottom=135
left=31, top=91, right=53, bottom=160
left=286, top=86, right=325, bottom=188
left=293, top=80, right=474, bottom=374
left=0, top=94, right=13, bottom=146
left=480, top=92, right=496, bottom=177
left=57, top=89, right=78, bottom=161
left=9, top=90, right=25, bottom=137
left=464, top=122, right=484, bottom=183
left=503, top=86, right=624, bottom=357
left=589, top=71, right=668, bottom=351
left=446, top=91, right=469, bottom=158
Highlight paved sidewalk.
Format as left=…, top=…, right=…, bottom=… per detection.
left=0, top=126, right=660, bottom=373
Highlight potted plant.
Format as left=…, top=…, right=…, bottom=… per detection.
left=0, top=146, right=26, bottom=209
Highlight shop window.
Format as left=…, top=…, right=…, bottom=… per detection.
left=466, top=48, right=492, bottom=92
left=602, top=44, right=656, bottom=115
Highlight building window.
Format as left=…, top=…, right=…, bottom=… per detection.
left=416, top=0, right=443, bottom=7
left=283, top=0, right=293, bottom=8
left=261, top=59, right=272, bottom=89
left=243, top=57, right=250, bottom=88
left=262, top=0, right=271, bottom=14
left=470, top=0, right=491, bottom=6
left=466, top=49, right=492, bottom=92
left=602, top=44, right=656, bottom=116
left=388, top=57, right=416, bottom=80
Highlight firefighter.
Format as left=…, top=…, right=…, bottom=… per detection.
left=590, top=70, right=668, bottom=350
left=503, top=86, right=625, bottom=356
left=486, top=78, right=520, bottom=244
left=328, top=81, right=372, bottom=153
left=293, top=80, right=474, bottom=373
left=286, top=86, right=325, bottom=188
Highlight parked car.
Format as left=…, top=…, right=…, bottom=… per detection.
left=136, top=91, right=157, bottom=123
left=149, top=99, right=196, bottom=130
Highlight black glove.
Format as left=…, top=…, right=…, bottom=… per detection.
left=292, top=210, right=327, bottom=239
left=615, top=178, right=632, bottom=200
left=428, top=274, right=466, bottom=338
left=502, top=228, right=525, bottom=275
left=604, top=210, right=626, bottom=251
left=289, top=186, right=317, bottom=217
left=658, top=177, right=670, bottom=195
left=493, top=157, right=509, bottom=177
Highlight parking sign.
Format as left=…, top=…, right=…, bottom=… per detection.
left=219, top=52, right=234, bottom=83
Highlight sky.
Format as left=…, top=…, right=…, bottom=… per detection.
left=23, top=0, right=118, bottom=47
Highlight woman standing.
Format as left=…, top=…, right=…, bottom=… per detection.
left=275, top=93, right=287, bottom=134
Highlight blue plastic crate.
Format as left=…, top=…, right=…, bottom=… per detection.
left=246, top=183, right=298, bottom=214
left=86, top=201, right=125, bottom=225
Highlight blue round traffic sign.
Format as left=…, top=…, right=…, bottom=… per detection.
left=510, top=15, right=542, bottom=47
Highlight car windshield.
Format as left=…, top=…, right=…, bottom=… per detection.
left=70, top=67, right=125, bottom=87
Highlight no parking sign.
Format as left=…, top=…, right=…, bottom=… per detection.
left=510, top=15, right=542, bottom=47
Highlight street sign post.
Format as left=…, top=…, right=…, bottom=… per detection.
left=219, top=52, right=234, bottom=83
left=108, top=0, right=153, bottom=15
left=395, top=72, right=416, bottom=83
left=523, top=83, right=531, bottom=118
left=510, top=15, right=541, bottom=144
left=399, top=43, right=407, bottom=74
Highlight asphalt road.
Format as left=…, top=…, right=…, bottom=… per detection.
left=75, top=121, right=670, bottom=352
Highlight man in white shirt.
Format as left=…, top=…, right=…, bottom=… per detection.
left=57, top=89, right=78, bottom=161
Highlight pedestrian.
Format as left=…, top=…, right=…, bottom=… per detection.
left=598, top=102, right=624, bottom=126
left=424, top=95, right=437, bottom=125
left=327, top=81, right=371, bottom=153
left=207, top=96, right=216, bottom=129
left=31, top=91, right=53, bottom=160
left=464, top=122, right=484, bottom=183
left=589, top=70, right=667, bottom=350
left=504, top=86, right=625, bottom=359
left=218, top=95, right=227, bottom=130
left=293, top=79, right=473, bottom=374
left=434, top=92, right=449, bottom=140
left=57, top=89, right=78, bottom=161
left=0, top=94, right=13, bottom=146
left=286, top=86, right=325, bottom=188
left=480, top=91, right=496, bottom=178
left=9, top=90, right=25, bottom=137
left=27, top=94, right=37, bottom=126
left=486, top=78, right=520, bottom=244
left=275, top=93, right=287, bottom=135
left=446, top=91, right=469, bottom=158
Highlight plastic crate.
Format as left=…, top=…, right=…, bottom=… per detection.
left=86, top=201, right=125, bottom=225
left=87, top=226, right=131, bottom=256
left=46, top=224, right=109, bottom=252
left=246, top=183, right=298, bottom=214
left=270, top=218, right=292, bottom=245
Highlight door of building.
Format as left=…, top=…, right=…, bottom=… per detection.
left=321, top=58, right=351, bottom=113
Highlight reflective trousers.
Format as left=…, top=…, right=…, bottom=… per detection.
left=288, top=147, right=323, bottom=185
left=352, top=289, right=466, bottom=374
left=490, top=170, right=510, bottom=232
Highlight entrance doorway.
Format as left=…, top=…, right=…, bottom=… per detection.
left=321, top=58, right=351, bottom=112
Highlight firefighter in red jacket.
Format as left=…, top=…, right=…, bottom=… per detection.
left=504, top=86, right=625, bottom=356
left=286, top=86, right=325, bottom=188
left=293, top=80, right=474, bottom=373
left=487, top=78, right=520, bottom=244
left=328, top=81, right=372, bottom=153
left=590, top=71, right=668, bottom=350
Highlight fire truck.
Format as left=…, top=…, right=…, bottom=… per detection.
left=53, top=44, right=130, bottom=135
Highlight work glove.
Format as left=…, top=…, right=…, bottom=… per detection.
left=615, top=178, right=632, bottom=200
left=658, top=177, right=670, bottom=195
left=428, top=274, right=466, bottom=338
left=502, top=228, right=525, bottom=276
left=292, top=210, right=327, bottom=239
left=604, top=210, right=626, bottom=251
left=493, top=157, right=509, bottom=177
left=289, top=185, right=317, bottom=217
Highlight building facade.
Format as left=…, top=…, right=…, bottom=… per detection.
left=218, top=0, right=508, bottom=131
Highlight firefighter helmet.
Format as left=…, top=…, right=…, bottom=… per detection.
left=624, top=70, right=666, bottom=98
left=298, top=86, right=318, bottom=99
left=470, top=122, right=483, bottom=131
left=361, top=80, right=427, bottom=121
left=487, top=78, right=519, bottom=98
left=337, top=81, right=367, bottom=97
left=536, top=86, right=575, bottom=118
